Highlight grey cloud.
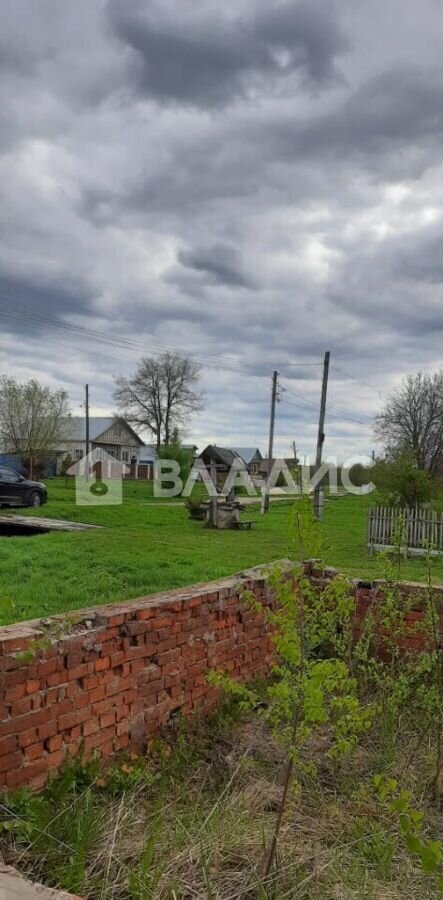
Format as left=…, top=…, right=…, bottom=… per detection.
left=0, top=274, right=94, bottom=340
left=0, top=0, right=441, bottom=458
left=291, top=67, right=441, bottom=168
left=327, top=220, right=443, bottom=340
left=82, top=64, right=440, bottom=227
left=394, top=232, right=443, bottom=285
left=106, top=0, right=348, bottom=108
left=177, top=243, right=256, bottom=288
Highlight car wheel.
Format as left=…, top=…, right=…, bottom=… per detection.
left=28, top=491, right=42, bottom=508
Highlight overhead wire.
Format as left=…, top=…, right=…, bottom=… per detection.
left=283, top=397, right=368, bottom=427
left=281, top=385, right=369, bottom=426
left=0, top=298, right=322, bottom=378
left=0, top=295, right=373, bottom=429
left=330, top=363, right=382, bottom=397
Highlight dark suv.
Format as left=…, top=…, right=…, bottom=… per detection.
left=0, top=467, right=48, bottom=508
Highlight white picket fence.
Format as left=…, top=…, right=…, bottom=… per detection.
left=367, top=506, right=443, bottom=556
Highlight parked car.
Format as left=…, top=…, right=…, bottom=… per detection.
left=0, top=467, right=48, bottom=508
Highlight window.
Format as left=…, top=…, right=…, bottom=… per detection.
left=0, top=467, right=20, bottom=482
left=75, top=449, right=83, bottom=460
left=122, top=450, right=129, bottom=462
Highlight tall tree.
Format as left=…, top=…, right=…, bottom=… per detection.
left=114, top=352, right=203, bottom=449
left=0, top=377, right=71, bottom=478
left=374, top=371, right=443, bottom=474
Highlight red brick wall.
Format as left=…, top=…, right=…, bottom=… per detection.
left=0, top=566, right=275, bottom=792
left=304, top=559, right=443, bottom=653
left=2, top=561, right=442, bottom=793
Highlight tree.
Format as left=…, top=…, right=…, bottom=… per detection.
left=372, top=451, right=434, bottom=507
left=0, top=377, right=71, bottom=478
left=374, top=371, right=443, bottom=475
left=114, top=352, right=203, bottom=449
left=157, top=440, right=193, bottom=482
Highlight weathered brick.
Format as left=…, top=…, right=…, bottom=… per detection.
left=89, top=686, right=106, bottom=704
left=19, top=728, right=39, bottom=748
left=25, top=679, right=41, bottom=695
left=0, top=734, right=17, bottom=757
left=58, top=707, right=91, bottom=732
left=0, top=750, right=23, bottom=773
left=95, top=657, right=110, bottom=673
left=100, top=712, right=116, bottom=729
left=45, top=734, right=64, bottom=753
left=67, top=663, right=90, bottom=681
left=83, top=718, right=100, bottom=737
left=24, top=743, right=44, bottom=762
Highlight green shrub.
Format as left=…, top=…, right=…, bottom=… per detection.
left=372, top=452, right=435, bottom=507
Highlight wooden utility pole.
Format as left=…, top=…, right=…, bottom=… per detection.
left=85, top=384, right=90, bottom=479
left=262, top=370, right=279, bottom=514
left=313, top=351, right=330, bottom=520
left=210, top=459, right=218, bottom=527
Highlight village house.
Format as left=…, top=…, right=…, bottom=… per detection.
left=198, top=445, right=263, bottom=488
left=56, top=417, right=145, bottom=473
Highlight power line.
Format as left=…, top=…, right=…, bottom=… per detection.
left=0, top=297, right=323, bottom=378
left=282, top=393, right=368, bottom=427
left=330, top=364, right=381, bottom=397
left=283, top=362, right=322, bottom=368
left=282, top=382, right=370, bottom=425
left=0, top=301, right=249, bottom=369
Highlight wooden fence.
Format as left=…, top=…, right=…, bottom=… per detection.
left=367, top=506, right=443, bottom=556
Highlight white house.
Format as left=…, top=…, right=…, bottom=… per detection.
left=56, top=417, right=144, bottom=472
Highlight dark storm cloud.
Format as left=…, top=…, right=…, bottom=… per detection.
left=0, top=0, right=441, bottom=456
left=80, top=63, right=440, bottom=225
left=390, top=227, right=443, bottom=285
left=0, top=274, right=94, bottom=339
left=283, top=67, right=442, bottom=171
left=0, top=37, right=38, bottom=77
left=177, top=243, right=255, bottom=288
left=106, top=0, right=348, bottom=108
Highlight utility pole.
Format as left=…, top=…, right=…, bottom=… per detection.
left=210, top=459, right=218, bottom=527
left=262, top=370, right=279, bottom=514
left=292, top=440, right=298, bottom=490
left=313, top=351, right=330, bottom=520
left=85, top=384, right=90, bottom=480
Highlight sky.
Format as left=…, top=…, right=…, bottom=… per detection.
left=0, top=0, right=441, bottom=462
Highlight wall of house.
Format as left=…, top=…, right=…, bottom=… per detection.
left=0, top=566, right=275, bottom=791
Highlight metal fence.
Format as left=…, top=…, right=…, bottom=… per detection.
left=367, top=506, right=443, bottom=556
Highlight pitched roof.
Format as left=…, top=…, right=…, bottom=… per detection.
left=200, top=445, right=262, bottom=467
left=199, top=445, right=236, bottom=467
left=139, top=446, right=158, bottom=463
left=65, top=417, right=144, bottom=445
left=230, top=447, right=262, bottom=465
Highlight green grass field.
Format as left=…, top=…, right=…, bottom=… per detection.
left=0, top=479, right=442, bottom=625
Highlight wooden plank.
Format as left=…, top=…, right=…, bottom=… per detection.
left=0, top=515, right=100, bottom=532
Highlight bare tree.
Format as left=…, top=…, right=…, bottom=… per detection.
left=0, top=376, right=71, bottom=478
left=114, top=352, right=203, bottom=449
left=374, top=371, right=443, bottom=474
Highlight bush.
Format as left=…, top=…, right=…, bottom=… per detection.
left=372, top=452, right=435, bottom=507
left=157, top=441, right=192, bottom=482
